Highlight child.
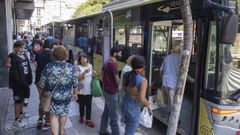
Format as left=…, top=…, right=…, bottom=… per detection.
left=9, top=41, right=32, bottom=128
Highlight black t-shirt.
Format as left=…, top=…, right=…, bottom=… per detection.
left=35, top=49, right=52, bottom=74
left=9, top=53, right=32, bottom=89
left=17, top=55, right=30, bottom=78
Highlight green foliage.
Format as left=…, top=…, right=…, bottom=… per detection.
left=113, top=14, right=132, bottom=28
left=73, top=0, right=111, bottom=18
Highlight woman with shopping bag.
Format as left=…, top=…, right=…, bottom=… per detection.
left=75, top=53, right=97, bottom=128
left=121, top=55, right=150, bottom=135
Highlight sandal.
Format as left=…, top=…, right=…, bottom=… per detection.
left=79, top=117, right=84, bottom=124
left=86, top=120, right=95, bottom=128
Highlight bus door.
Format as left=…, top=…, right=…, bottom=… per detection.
left=149, top=20, right=199, bottom=135
left=148, top=21, right=171, bottom=96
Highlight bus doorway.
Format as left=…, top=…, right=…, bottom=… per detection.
left=148, top=20, right=198, bottom=135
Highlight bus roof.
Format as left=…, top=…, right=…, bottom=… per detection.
left=63, top=12, right=104, bottom=24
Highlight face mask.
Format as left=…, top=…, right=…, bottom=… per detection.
left=116, top=55, right=122, bottom=61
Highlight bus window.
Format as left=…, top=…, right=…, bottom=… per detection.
left=114, top=26, right=126, bottom=46
left=129, top=26, right=143, bottom=55
left=153, top=25, right=169, bottom=54
left=204, top=21, right=217, bottom=90
left=114, top=25, right=144, bottom=62
left=149, top=21, right=171, bottom=94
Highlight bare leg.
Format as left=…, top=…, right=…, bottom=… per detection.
left=50, top=113, right=59, bottom=135
left=59, top=115, right=67, bottom=134
left=15, top=103, right=23, bottom=119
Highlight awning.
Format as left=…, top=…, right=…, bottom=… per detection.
left=14, top=1, right=34, bottom=20
left=102, top=0, right=160, bottom=11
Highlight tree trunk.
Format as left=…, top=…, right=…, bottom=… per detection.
left=166, top=0, right=193, bottom=135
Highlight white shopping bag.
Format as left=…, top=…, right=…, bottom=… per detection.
left=149, top=95, right=159, bottom=110
left=139, top=107, right=153, bottom=128
left=157, top=88, right=166, bottom=108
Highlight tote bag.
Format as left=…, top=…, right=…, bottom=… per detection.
left=91, top=77, right=102, bottom=97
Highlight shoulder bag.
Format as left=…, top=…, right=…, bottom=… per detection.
left=42, top=63, right=67, bottom=112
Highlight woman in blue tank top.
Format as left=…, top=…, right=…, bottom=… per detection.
left=121, top=55, right=150, bottom=135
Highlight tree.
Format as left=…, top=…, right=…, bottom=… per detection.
left=73, top=0, right=111, bottom=18
left=166, top=0, right=193, bottom=135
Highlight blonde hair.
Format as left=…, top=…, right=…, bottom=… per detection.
left=173, top=44, right=183, bottom=53
left=126, top=55, right=135, bottom=65
left=52, top=46, right=69, bottom=61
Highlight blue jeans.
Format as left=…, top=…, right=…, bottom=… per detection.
left=121, top=95, right=140, bottom=135
left=100, top=90, right=120, bottom=135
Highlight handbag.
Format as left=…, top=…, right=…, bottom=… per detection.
left=91, top=77, right=102, bottom=97
left=42, top=64, right=67, bottom=112
left=139, top=107, right=153, bottom=128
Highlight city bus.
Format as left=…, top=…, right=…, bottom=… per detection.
left=41, top=21, right=63, bottom=39
left=63, top=0, right=240, bottom=134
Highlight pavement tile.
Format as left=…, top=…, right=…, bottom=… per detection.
left=1, top=84, right=150, bottom=135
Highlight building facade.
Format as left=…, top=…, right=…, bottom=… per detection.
left=30, top=0, right=44, bottom=34
left=0, top=0, right=34, bottom=87
left=31, top=0, right=83, bottom=35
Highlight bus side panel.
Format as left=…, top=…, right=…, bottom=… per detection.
left=93, top=53, right=103, bottom=80
left=117, top=61, right=125, bottom=72
left=198, top=98, right=215, bottom=135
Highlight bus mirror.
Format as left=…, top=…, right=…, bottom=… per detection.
left=220, top=14, right=239, bottom=44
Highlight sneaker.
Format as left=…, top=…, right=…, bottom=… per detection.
left=14, top=119, right=25, bottom=128
left=37, top=118, right=43, bottom=129
left=42, top=122, right=50, bottom=131
left=19, top=112, right=30, bottom=119
left=86, top=120, right=95, bottom=128
left=24, top=98, right=29, bottom=106
left=79, top=117, right=84, bottom=124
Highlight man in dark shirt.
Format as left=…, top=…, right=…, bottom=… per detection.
left=34, top=39, right=53, bottom=130
left=99, top=46, right=122, bottom=135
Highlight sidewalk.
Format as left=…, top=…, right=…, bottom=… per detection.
left=0, top=84, right=149, bottom=135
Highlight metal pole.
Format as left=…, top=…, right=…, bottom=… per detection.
left=60, top=1, right=61, bottom=21
left=105, top=10, right=113, bottom=48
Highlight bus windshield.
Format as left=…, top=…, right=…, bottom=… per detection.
left=217, top=42, right=240, bottom=99
left=205, top=21, right=240, bottom=104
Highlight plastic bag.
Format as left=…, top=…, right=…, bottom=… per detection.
left=157, top=88, right=166, bottom=108
left=139, top=107, right=153, bottom=128
left=91, top=77, right=102, bottom=97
